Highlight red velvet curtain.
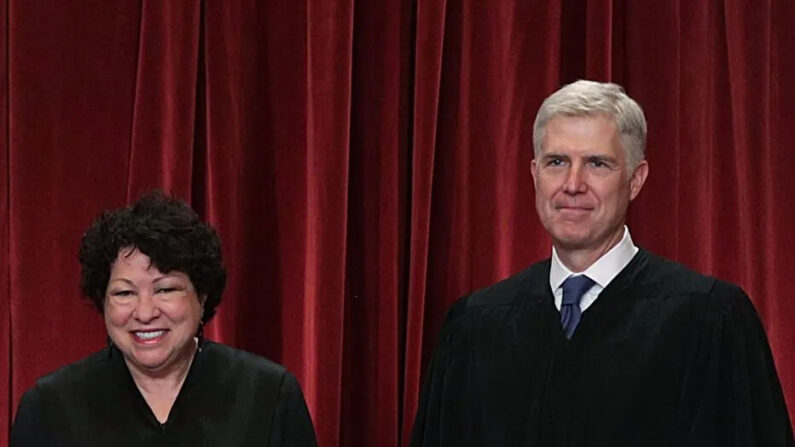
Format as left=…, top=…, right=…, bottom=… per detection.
left=2, top=1, right=793, bottom=446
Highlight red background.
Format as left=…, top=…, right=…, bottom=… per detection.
left=2, top=1, right=794, bottom=446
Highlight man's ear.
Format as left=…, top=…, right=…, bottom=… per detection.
left=531, top=159, right=538, bottom=186
left=629, top=160, right=649, bottom=201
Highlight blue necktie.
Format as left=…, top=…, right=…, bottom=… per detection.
left=560, top=275, right=595, bottom=339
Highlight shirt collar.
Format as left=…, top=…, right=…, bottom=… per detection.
left=549, top=226, right=638, bottom=291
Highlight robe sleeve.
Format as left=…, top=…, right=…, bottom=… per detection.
left=681, top=282, right=794, bottom=446
left=10, top=386, right=55, bottom=447
left=410, top=298, right=469, bottom=447
left=268, top=371, right=318, bottom=447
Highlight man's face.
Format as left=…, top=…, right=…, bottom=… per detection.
left=531, top=114, right=648, bottom=254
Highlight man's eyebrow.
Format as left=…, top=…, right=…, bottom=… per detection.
left=542, top=153, right=568, bottom=159
left=586, top=154, right=618, bottom=162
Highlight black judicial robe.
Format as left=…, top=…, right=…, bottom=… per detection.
left=10, top=341, right=318, bottom=447
left=411, top=249, right=794, bottom=447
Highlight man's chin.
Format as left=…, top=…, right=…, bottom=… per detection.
left=551, top=233, right=594, bottom=251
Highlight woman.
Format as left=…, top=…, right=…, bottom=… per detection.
left=11, top=192, right=318, bottom=446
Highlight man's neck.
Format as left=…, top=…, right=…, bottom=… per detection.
left=554, top=227, right=625, bottom=273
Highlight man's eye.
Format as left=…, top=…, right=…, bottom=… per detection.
left=589, top=160, right=609, bottom=168
left=547, top=159, right=564, bottom=166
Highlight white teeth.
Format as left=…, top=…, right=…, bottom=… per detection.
left=135, top=330, right=165, bottom=340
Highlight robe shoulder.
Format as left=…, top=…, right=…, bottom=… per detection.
left=430, top=260, right=549, bottom=348
left=628, top=249, right=732, bottom=298
left=465, top=260, right=549, bottom=309
left=198, top=342, right=288, bottom=389
left=626, top=250, right=762, bottom=324
left=28, top=346, right=117, bottom=404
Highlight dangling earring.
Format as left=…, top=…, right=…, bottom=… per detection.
left=196, top=322, right=205, bottom=351
left=196, top=298, right=206, bottom=351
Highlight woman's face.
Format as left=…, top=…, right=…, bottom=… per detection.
left=104, top=248, right=204, bottom=377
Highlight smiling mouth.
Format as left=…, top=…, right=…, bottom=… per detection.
left=131, top=330, right=168, bottom=343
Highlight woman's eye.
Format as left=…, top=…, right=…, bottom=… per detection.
left=156, top=287, right=178, bottom=294
left=108, top=290, right=135, bottom=302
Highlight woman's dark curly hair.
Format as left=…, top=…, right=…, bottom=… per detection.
left=78, top=191, right=226, bottom=324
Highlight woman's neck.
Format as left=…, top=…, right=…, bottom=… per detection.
left=125, top=339, right=198, bottom=423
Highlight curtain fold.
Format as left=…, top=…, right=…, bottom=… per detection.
left=300, top=1, right=354, bottom=444
left=584, top=0, right=616, bottom=79
left=3, top=1, right=794, bottom=446
left=1, top=0, right=9, bottom=433
left=340, top=0, right=412, bottom=445
left=126, top=0, right=201, bottom=198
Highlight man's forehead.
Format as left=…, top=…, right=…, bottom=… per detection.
left=540, top=116, right=620, bottom=151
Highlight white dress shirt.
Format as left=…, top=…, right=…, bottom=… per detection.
left=549, top=226, right=639, bottom=312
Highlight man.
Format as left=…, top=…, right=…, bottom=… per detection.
left=410, top=80, right=794, bottom=446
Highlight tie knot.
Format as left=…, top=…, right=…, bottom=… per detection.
left=561, top=275, right=595, bottom=305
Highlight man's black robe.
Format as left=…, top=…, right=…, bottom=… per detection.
left=10, top=341, right=318, bottom=447
left=411, top=249, right=794, bottom=446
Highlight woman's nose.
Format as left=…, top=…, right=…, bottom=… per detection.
left=132, top=293, right=161, bottom=322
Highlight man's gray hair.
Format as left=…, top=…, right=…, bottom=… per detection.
left=532, top=80, right=647, bottom=171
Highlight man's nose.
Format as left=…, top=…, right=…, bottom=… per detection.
left=563, top=163, right=587, bottom=194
